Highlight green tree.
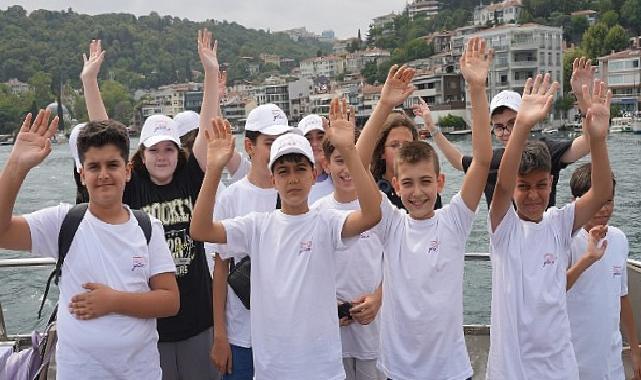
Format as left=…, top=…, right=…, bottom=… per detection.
left=438, top=114, right=467, bottom=130
left=604, top=25, right=628, bottom=54
left=555, top=93, right=575, bottom=120
left=362, top=62, right=378, bottom=84
left=28, top=71, right=53, bottom=109
left=601, top=10, right=619, bottom=27
left=562, top=47, right=586, bottom=95
left=568, top=15, right=589, bottom=44
left=581, top=22, right=609, bottom=59
left=621, top=0, right=641, bottom=34
left=100, top=80, right=133, bottom=124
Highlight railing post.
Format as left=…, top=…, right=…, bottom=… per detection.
left=0, top=301, right=7, bottom=341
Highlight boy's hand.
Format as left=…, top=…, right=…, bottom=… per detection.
left=205, top=117, right=235, bottom=171
left=69, top=283, right=117, bottom=320
left=585, top=225, right=608, bottom=263
left=10, top=110, right=58, bottom=172
left=515, top=73, right=559, bottom=129
left=350, top=291, right=382, bottom=325
left=380, top=64, right=416, bottom=107
left=582, top=80, right=612, bottom=141
left=326, top=97, right=355, bottom=152
left=412, top=97, right=435, bottom=132
left=571, top=57, right=596, bottom=113
left=81, top=40, right=105, bottom=80
left=198, top=28, right=219, bottom=74
left=459, top=36, right=493, bottom=88
left=211, top=335, right=233, bottom=374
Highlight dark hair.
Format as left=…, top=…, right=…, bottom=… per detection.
left=393, top=140, right=440, bottom=176
left=519, top=141, right=551, bottom=176
left=77, top=120, right=130, bottom=165
left=245, top=130, right=261, bottom=144
left=491, top=105, right=513, bottom=118
left=371, top=113, right=419, bottom=180
left=131, top=141, right=188, bottom=175
left=180, top=129, right=198, bottom=157
left=322, top=129, right=361, bottom=161
left=570, top=162, right=616, bottom=198
left=271, top=153, right=313, bottom=172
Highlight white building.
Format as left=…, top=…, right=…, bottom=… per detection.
left=345, top=49, right=391, bottom=73
left=371, top=13, right=396, bottom=29
left=300, top=56, right=346, bottom=78
left=5, top=78, right=30, bottom=95
left=406, top=0, right=439, bottom=20
left=473, top=0, right=523, bottom=26
left=288, top=78, right=314, bottom=123
left=598, top=47, right=641, bottom=114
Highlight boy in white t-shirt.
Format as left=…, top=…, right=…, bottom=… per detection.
left=190, top=99, right=381, bottom=380
left=209, top=103, right=294, bottom=379
left=565, top=163, right=641, bottom=380
left=355, top=37, right=494, bottom=380
left=0, top=112, right=179, bottom=379
left=486, top=76, right=614, bottom=379
left=312, top=130, right=385, bottom=380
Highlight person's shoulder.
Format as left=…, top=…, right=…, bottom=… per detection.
left=607, top=225, right=628, bottom=242
left=311, top=193, right=336, bottom=209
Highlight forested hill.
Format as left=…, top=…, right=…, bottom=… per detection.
left=0, top=5, right=332, bottom=89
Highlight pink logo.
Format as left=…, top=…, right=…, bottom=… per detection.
left=613, top=266, right=623, bottom=277
left=543, top=253, right=556, bottom=267
left=360, top=231, right=371, bottom=239
left=427, top=240, right=439, bottom=254
left=299, top=240, right=312, bottom=254
left=131, top=256, right=145, bottom=271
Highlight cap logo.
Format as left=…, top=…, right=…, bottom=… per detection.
left=154, top=123, right=172, bottom=134
left=272, top=110, right=285, bottom=122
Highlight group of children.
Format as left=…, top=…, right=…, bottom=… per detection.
left=0, top=30, right=638, bottom=380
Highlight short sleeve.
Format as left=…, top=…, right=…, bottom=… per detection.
left=228, top=154, right=251, bottom=184
left=541, top=137, right=572, bottom=169
left=219, top=213, right=258, bottom=260
left=547, top=202, right=576, bottom=252
left=372, top=196, right=403, bottom=243
left=441, top=192, right=476, bottom=237
left=461, top=155, right=472, bottom=173
left=489, top=204, right=519, bottom=253
left=25, top=204, right=73, bottom=259
left=320, top=208, right=351, bottom=251
left=148, top=218, right=177, bottom=276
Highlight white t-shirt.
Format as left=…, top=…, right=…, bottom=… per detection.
left=209, top=176, right=278, bottom=348
left=567, top=226, right=629, bottom=380
left=25, top=204, right=176, bottom=380
left=375, top=193, right=475, bottom=380
left=309, top=175, right=334, bottom=205
left=312, top=194, right=384, bottom=360
left=486, top=204, right=579, bottom=380
left=218, top=207, right=350, bottom=380
left=229, top=153, right=251, bottom=184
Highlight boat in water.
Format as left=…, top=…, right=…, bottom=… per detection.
left=611, top=117, right=634, bottom=133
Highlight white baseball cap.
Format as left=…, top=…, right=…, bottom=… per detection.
left=269, top=133, right=315, bottom=171
left=140, top=114, right=181, bottom=148
left=245, top=104, right=294, bottom=136
left=68, top=123, right=86, bottom=172
left=297, top=114, right=325, bottom=136
left=174, top=111, right=200, bottom=137
left=490, top=90, right=521, bottom=115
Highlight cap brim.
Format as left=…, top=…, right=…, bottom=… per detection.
left=269, top=146, right=315, bottom=172
left=261, top=125, right=295, bottom=136
left=142, top=135, right=181, bottom=148
left=178, top=125, right=199, bottom=137
left=301, top=125, right=325, bottom=136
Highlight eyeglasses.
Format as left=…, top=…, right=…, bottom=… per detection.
left=492, top=122, right=514, bottom=136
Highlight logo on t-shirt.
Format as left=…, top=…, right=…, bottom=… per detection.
left=299, top=240, right=312, bottom=254
left=613, top=265, right=623, bottom=277
left=131, top=256, right=145, bottom=271
left=543, top=253, right=556, bottom=267
left=427, top=240, right=439, bottom=255
left=360, top=231, right=371, bottom=239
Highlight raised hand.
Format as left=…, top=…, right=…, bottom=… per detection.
left=571, top=57, right=596, bottom=113
left=326, top=97, right=356, bottom=151
left=218, top=70, right=227, bottom=97
left=582, top=80, right=612, bottom=140
left=412, top=97, right=435, bottom=131
left=198, top=28, right=220, bottom=73
left=380, top=64, right=416, bottom=107
left=459, top=36, right=494, bottom=88
left=205, top=117, right=235, bottom=171
left=81, top=40, right=105, bottom=80
left=585, top=225, right=608, bottom=262
left=515, top=73, right=559, bottom=129
left=11, top=110, right=59, bottom=172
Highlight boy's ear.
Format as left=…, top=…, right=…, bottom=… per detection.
left=392, top=176, right=400, bottom=193
left=244, top=137, right=254, bottom=159
left=437, top=173, right=446, bottom=193
left=79, top=167, right=85, bottom=185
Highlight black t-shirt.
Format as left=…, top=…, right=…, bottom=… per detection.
left=461, top=137, right=572, bottom=208
left=377, top=178, right=443, bottom=210
left=123, top=154, right=212, bottom=342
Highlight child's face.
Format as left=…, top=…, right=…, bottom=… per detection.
left=513, top=170, right=552, bottom=222
left=143, top=141, right=179, bottom=185
left=80, top=144, right=130, bottom=207
left=392, top=159, right=444, bottom=220
left=326, top=150, right=355, bottom=195
left=246, top=134, right=277, bottom=172
left=272, top=159, right=315, bottom=208
left=383, top=127, right=414, bottom=176
left=491, top=109, right=517, bottom=146
left=305, top=130, right=326, bottom=165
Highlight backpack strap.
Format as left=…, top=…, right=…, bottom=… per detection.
left=132, top=209, right=152, bottom=244
left=37, top=204, right=88, bottom=319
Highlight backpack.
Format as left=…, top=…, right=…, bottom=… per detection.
left=227, top=195, right=280, bottom=310
left=36, top=203, right=152, bottom=318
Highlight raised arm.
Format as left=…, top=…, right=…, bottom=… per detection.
left=457, top=37, right=493, bottom=210
left=356, top=65, right=415, bottom=169
left=572, top=81, right=613, bottom=232
left=490, top=74, right=559, bottom=231
left=413, top=98, right=464, bottom=171
left=192, top=29, right=221, bottom=171
left=81, top=40, right=109, bottom=121
left=190, top=118, right=235, bottom=243
left=0, top=110, right=58, bottom=251
left=566, top=225, right=607, bottom=290
left=328, top=98, right=382, bottom=237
